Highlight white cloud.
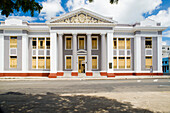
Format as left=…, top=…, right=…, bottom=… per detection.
left=162, top=41, right=167, bottom=45
left=41, top=0, right=65, bottom=20
left=147, top=8, right=170, bottom=26
left=66, top=0, right=162, bottom=24
left=163, top=30, right=170, bottom=37
left=7, top=16, right=36, bottom=22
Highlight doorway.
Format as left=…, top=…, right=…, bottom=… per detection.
left=78, top=56, right=85, bottom=73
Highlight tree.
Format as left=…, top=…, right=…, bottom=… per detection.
left=89, top=0, right=119, bottom=4
left=0, top=0, right=42, bottom=17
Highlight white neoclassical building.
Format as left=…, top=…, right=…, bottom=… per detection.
left=0, top=8, right=167, bottom=78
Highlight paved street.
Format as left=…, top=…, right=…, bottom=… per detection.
left=0, top=79, right=170, bottom=94
left=0, top=79, right=170, bottom=113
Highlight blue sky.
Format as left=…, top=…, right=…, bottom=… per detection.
left=0, top=0, right=170, bottom=45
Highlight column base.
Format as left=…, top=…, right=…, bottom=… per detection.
left=71, top=72, right=78, bottom=76
left=86, top=72, right=93, bottom=76
left=57, top=72, right=64, bottom=76
left=48, top=73, right=57, bottom=78
left=107, top=73, right=115, bottom=77
left=100, top=72, right=107, bottom=76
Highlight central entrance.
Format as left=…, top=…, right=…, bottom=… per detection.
left=78, top=56, right=85, bottom=73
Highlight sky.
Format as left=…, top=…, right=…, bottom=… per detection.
left=0, top=0, right=170, bottom=45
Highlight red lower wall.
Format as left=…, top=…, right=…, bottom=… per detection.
left=0, top=72, right=163, bottom=78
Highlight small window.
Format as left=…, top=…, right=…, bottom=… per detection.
left=145, top=56, right=152, bottom=69
left=113, top=57, right=117, bottom=69
left=118, top=38, right=125, bottom=49
left=38, top=57, right=45, bottom=69
left=165, top=61, right=167, bottom=64
left=10, top=37, right=17, bottom=48
left=32, top=57, right=36, bottom=69
left=46, top=37, right=50, bottom=49
left=126, top=38, right=131, bottom=49
left=38, top=38, right=45, bottom=49
left=32, top=38, right=36, bottom=49
left=66, top=56, right=72, bottom=69
left=10, top=56, right=17, bottom=68
left=46, top=57, right=50, bottom=69
left=113, top=38, right=117, bottom=49
left=92, top=56, right=97, bottom=69
left=79, top=37, right=85, bottom=49
left=66, top=37, right=72, bottom=49
left=119, top=57, right=125, bottom=69
left=127, top=57, right=131, bottom=68
left=92, top=37, right=98, bottom=49
left=145, top=37, right=152, bottom=48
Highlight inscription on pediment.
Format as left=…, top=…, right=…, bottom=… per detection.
left=52, top=13, right=110, bottom=23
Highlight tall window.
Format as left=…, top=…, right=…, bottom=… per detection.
left=46, top=38, right=50, bottom=49
left=145, top=56, right=152, bottom=69
left=113, top=38, right=117, bottom=49
left=38, top=57, right=45, bottom=69
left=79, top=37, right=85, bottom=49
left=46, top=57, right=50, bottom=69
left=145, top=37, right=152, bottom=48
left=92, top=56, right=97, bottom=69
left=32, top=57, right=36, bottom=69
left=66, top=37, right=72, bottom=49
left=119, top=57, right=125, bottom=69
left=66, top=56, right=72, bottom=69
left=127, top=57, right=131, bottom=68
left=113, top=57, right=117, bottom=68
left=10, top=56, right=17, bottom=68
left=32, top=38, right=36, bottom=49
left=118, top=38, right=125, bottom=49
left=126, top=38, right=131, bottom=49
left=10, top=37, right=17, bottom=48
left=38, top=38, right=45, bottom=49
left=92, top=37, right=97, bottom=49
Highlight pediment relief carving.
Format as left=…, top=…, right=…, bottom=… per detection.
left=52, top=13, right=111, bottom=23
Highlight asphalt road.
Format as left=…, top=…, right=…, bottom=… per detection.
left=0, top=79, right=170, bottom=94
left=0, top=79, right=170, bottom=113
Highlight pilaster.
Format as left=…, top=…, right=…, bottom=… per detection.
left=157, top=36, right=162, bottom=73
left=106, top=32, right=114, bottom=76
left=22, top=34, right=28, bottom=72
left=0, top=34, right=4, bottom=73
left=49, top=32, right=57, bottom=78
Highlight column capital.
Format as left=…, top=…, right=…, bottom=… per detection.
left=58, top=33, right=63, bottom=36
left=72, top=33, right=77, bottom=36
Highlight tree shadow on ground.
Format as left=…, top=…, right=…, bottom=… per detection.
left=0, top=92, right=155, bottom=113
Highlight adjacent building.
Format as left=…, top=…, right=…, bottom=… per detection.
left=0, top=8, right=167, bottom=78
left=162, top=45, right=170, bottom=58
left=162, top=57, right=170, bottom=74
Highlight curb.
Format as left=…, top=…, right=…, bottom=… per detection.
left=0, top=76, right=170, bottom=81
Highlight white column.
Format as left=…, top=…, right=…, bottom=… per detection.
left=134, top=36, right=141, bottom=72
left=0, top=35, right=4, bottom=72
left=50, top=32, right=57, bottom=73
left=87, top=33, right=92, bottom=72
left=101, top=33, right=107, bottom=71
left=107, top=32, right=113, bottom=73
left=73, top=33, right=77, bottom=72
left=22, top=34, right=28, bottom=72
left=58, top=33, right=63, bottom=72
left=157, top=36, right=162, bottom=72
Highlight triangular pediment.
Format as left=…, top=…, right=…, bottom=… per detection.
left=48, top=8, right=116, bottom=24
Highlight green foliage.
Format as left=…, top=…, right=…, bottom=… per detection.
left=89, top=0, right=119, bottom=4
left=0, top=0, right=42, bottom=17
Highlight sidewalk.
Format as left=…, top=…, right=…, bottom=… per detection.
left=0, top=75, right=170, bottom=81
